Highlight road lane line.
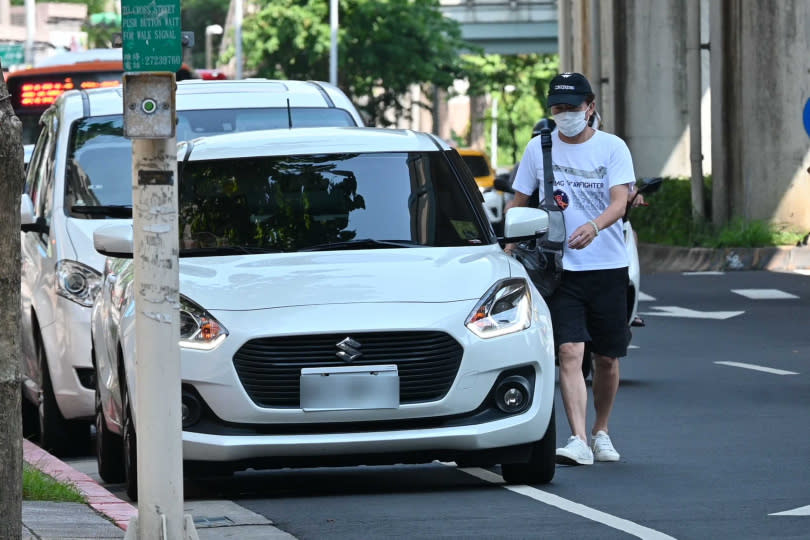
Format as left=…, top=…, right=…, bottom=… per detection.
left=714, top=361, right=799, bottom=375
left=638, top=292, right=656, bottom=302
left=456, top=466, right=677, bottom=539
left=770, top=504, right=810, bottom=516
left=683, top=271, right=725, bottom=276
left=731, top=288, right=798, bottom=299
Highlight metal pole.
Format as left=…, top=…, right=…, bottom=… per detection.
left=490, top=96, right=498, bottom=170
left=24, top=0, right=35, bottom=65
left=589, top=0, right=602, bottom=110
left=235, top=0, right=243, bottom=79
left=205, top=32, right=212, bottom=70
left=330, top=0, right=338, bottom=85
left=687, top=0, right=704, bottom=221
left=558, top=0, right=572, bottom=72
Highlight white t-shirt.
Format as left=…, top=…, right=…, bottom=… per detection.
left=512, top=129, right=636, bottom=271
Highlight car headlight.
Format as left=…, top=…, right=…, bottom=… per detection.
left=465, top=278, right=532, bottom=338
left=179, top=296, right=228, bottom=350
left=55, top=260, right=102, bottom=307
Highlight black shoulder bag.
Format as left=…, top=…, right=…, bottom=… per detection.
left=511, top=121, right=566, bottom=298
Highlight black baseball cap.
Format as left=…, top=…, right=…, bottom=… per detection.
left=547, top=72, right=593, bottom=107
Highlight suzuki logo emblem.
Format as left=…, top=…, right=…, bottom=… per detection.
left=336, top=337, right=363, bottom=362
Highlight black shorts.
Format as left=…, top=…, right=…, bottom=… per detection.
left=546, top=267, right=631, bottom=358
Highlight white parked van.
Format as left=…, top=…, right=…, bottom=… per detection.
left=19, top=79, right=365, bottom=455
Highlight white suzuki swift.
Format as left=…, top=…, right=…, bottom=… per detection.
left=90, top=127, right=557, bottom=499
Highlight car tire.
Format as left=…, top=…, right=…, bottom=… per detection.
left=95, top=376, right=125, bottom=483
left=21, top=391, right=39, bottom=439
left=36, top=328, right=90, bottom=456
left=122, top=385, right=139, bottom=501
left=501, top=405, right=556, bottom=485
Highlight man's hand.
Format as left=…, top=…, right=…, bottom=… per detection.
left=568, top=222, right=598, bottom=250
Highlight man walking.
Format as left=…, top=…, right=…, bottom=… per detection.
left=507, top=72, right=636, bottom=465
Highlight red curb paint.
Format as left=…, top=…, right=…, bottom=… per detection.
left=23, top=439, right=137, bottom=530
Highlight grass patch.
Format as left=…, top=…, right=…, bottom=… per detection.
left=632, top=177, right=807, bottom=248
left=23, top=463, right=85, bottom=503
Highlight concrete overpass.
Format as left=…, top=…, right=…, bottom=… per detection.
left=439, top=0, right=558, bottom=54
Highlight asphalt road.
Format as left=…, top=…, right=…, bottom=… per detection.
left=67, top=270, right=810, bottom=539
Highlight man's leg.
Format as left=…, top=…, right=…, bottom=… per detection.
left=558, top=341, right=588, bottom=442
left=591, top=353, right=619, bottom=435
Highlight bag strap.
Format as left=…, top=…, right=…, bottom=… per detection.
left=538, top=124, right=566, bottom=245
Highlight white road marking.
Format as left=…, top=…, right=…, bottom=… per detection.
left=682, top=271, right=725, bottom=276
left=639, top=306, right=744, bottom=320
left=731, top=288, right=798, bottom=299
left=453, top=466, right=677, bottom=539
left=638, top=291, right=656, bottom=302
left=793, top=269, right=810, bottom=276
left=628, top=344, right=640, bottom=349
left=770, top=504, right=810, bottom=516
left=714, top=361, right=799, bottom=375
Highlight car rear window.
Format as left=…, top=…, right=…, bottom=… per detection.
left=460, top=154, right=491, bottom=178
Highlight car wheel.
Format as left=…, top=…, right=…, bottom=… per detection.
left=122, top=386, right=139, bottom=501
left=36, top=328, right=90, bottom=456
left=21, top=391, right=39, bottom=439
left=95, top=376, right=125, bottom=483
left=501, top=405, right=556, bottom=485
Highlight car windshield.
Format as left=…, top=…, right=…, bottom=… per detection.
left=64, top=108, right=356, bottom=217
left=461, top=154, right=491, bottom=178
left=178, top=152, right=487, bottom=254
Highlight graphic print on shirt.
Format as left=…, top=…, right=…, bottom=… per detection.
left=548, top=163, right=608, bottom=216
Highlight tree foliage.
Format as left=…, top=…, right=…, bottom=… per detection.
left=181, top=0, right=230, bottom=68
left=463, top=53, right=558, bottom=166
left=233, top=0, right=473, bottom=127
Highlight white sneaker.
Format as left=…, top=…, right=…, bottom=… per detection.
left=591, top=430, right=620, bottom=462
left=555, top=436, right=594, bottom=465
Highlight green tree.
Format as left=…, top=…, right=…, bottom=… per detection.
left=463, top=53, right=558, bottom=167
left=233, top=0, right=472, bottom=127
left=181, top=0, right=230, bottom=68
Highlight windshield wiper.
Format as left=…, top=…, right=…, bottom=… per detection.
left=70, top=205, right=132, bottom=218
left=179, top=246, right=283, bottom=257
left=299, top=239, right=420, bottom=252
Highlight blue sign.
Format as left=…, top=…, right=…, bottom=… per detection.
left=803, top=98, right=810, bottom=139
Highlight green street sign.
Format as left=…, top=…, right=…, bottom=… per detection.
left=0, top=43, right=25, bottom=68
left=121, top=0, right=182, bottom=72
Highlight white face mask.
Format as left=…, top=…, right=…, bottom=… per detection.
left=553, top=109, right=589, bottom=137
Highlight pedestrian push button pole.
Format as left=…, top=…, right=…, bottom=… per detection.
left=121, top=0, right=198, bottom=537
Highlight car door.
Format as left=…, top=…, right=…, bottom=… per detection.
left=20, top=110, right=58, bottom=392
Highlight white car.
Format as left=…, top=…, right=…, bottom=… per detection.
left=19, top=79, right=365, bottom=455
left=90, top=127, right=557, bottom=499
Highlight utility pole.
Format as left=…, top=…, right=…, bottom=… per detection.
left=235, top=0, right=243, bottom=79
left=0, top=58, right=25, bottom=540
left=329, top=0, right=338, bottom=85
left=687, top=0, right=704, bottom=222
left=120, top=1, right=197, bottom=538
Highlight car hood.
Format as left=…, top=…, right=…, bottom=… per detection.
left=179, top=247, right=511, bottom=310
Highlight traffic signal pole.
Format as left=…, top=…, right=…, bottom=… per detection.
left=121, top=1, right=197, bottom=538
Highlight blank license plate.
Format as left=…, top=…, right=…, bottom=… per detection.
left=300, top=365, right=399, bottom=411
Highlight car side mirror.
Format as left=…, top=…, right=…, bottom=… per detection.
left=94, top=224, right=134, bottom=258
left=20, top=194, right=48, bottom=234
left=503, top=207, right=549, bottom=242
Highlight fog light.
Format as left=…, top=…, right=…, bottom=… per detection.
left=495, top=375, right=532, bottom=414
left=181, top=391, right=202, bottom=428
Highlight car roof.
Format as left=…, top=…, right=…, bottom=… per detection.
left=181, top=127, right=450, bottom=161
left=54, top=79, right=364, bottom=125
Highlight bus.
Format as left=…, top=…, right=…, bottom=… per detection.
left=5, top=48, right=195, bottom=145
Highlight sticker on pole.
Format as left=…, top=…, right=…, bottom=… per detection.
left=121, top=0, right=182, bottom=72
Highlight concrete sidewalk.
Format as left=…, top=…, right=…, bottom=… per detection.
left=21, top=440, right=296, bottom=540
left=639, top=242, right=810, bottom=273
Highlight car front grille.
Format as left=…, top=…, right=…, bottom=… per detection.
left=232, top=331, right=463, bottom=408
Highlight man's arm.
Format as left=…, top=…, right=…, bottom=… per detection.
left=567, top=184, right=629, bottom=250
